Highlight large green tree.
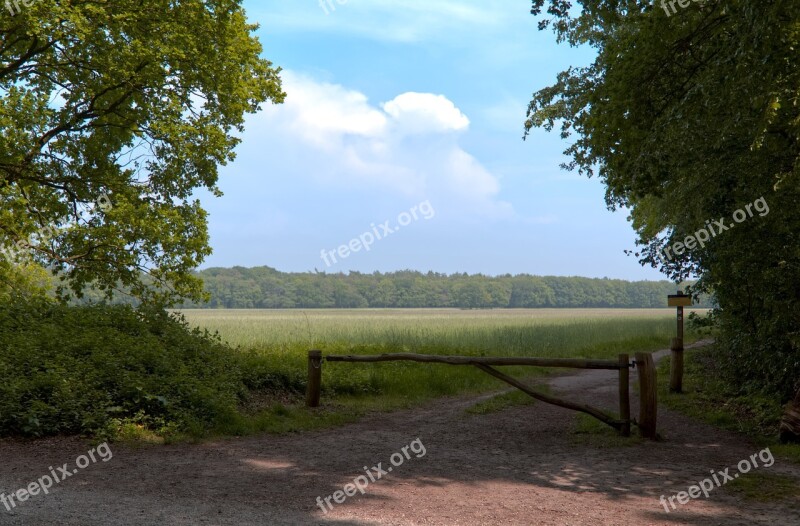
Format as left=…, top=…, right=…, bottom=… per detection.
left=525, top=0, right=800, bottom=409
left=0, top=0, right=284, bottom=304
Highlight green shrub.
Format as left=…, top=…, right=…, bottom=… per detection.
left=0, top=297, right=247, bottom=438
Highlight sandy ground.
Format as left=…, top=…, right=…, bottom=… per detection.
left=1, top=341, right=799, bottom=526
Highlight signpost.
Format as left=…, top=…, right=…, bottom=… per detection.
left=667, top=291, right=692, bottom=393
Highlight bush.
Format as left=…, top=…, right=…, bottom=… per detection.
left=716, top=314, right=800, bottom=403
left=0, top=297, right=251, bottom=438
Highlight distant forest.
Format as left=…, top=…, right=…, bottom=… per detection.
left=158, top=267, right=711, bottom=309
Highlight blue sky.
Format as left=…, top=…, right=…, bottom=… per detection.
left=197, top=0, right=665, bottom=281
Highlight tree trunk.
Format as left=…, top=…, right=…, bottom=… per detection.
left=780, top=387, right=800, bottom=443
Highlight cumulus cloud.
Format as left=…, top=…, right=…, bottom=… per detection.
left=276, top=71, right=388, bottom=149
left=244, top=71, right=512, bottom=218
left=382, top=93, right=469, bottom=135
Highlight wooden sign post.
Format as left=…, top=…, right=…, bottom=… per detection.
left=667, top=291, right=692, bottom=393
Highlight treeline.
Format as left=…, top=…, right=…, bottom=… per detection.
left=170, top=266, right=710, bottom=309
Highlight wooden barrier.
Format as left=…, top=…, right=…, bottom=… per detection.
left=326, top=353, right=625, bottom=369
left=308, top=350, right=659, bottom=438
left=470, top=361, right=624, bottom=432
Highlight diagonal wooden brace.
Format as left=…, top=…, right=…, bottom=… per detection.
left=471, top=362, right=625, bottom=433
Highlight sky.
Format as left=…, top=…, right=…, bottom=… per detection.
left=197, top=0, right=666, bottom=281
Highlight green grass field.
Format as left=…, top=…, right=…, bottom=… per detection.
left=179, top=308, right=702, bottom=352
left=174, top=308, right=704, bottom=436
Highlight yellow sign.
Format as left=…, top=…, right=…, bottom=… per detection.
left=668, top=295, right=692, bottom=307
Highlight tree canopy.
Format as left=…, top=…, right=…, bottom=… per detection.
left=526, top=0, right=800, bottom=398
left=144, top=266, right=710, bottom=310
left=0, top=0, right=284, bottom=304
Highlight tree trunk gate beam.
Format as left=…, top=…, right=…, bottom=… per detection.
left=316, top=351, right=641, bottom=438
left=325, top=353, right=625, bottom=370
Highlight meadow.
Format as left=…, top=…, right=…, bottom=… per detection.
left=177, top=308, right=705, bottom=432
left=179, top=308, right=698, bottom=352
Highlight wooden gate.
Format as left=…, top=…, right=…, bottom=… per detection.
left=305, top=351, right=658, bottom=439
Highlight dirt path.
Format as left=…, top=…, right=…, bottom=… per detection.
left=1, top=342, right=799, bottom=525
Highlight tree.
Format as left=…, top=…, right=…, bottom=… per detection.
left=453, top=281, right=492, bottom=309
left=509, top=276, right=553, bottom=307
left=0, top=1, right=284, bottom=305
left=0, top=261, right=51, bottom=301
left=332, top=280, right=368, bottom=308
left=525, top=1, right=800, bottom=403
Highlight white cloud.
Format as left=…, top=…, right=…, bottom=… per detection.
left=244, top=71, right=512, bottom=218
left=382, top=93, right=469, bottom=135
left=276, top=71, right=387, bottom=149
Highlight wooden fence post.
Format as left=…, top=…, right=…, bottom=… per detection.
left=306, top=350, right=322, bottom=408
left=618, top=354, right=630, bottom=437
left=669, top=337, right=684, bottom=393
left=635, top=352, right=658, bottom=439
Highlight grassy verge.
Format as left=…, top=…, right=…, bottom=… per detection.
left=658, top=347, right=800, bottom=465
left=725, top=472, right=800, bottom=502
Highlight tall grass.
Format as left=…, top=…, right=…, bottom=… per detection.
left=179, top=309, right=702, bottom=417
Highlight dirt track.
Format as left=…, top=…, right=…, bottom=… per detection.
left=1, top=342, right=799, bottom=525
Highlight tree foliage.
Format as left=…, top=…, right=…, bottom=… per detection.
left=155, top=266, right=711, bottom=310
left=0, top=0, right=284, bottom=304
left=526, top=0, right=800, bottom=398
